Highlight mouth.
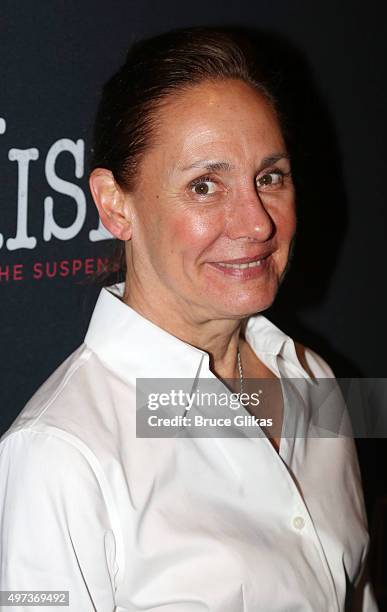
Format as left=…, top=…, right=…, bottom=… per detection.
left=216, top=258, right=264, bottom=269
left=206, top=252, right=273, bottom=278
left=211, top=251, right=272, bottom=267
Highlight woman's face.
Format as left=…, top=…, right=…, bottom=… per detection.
left=125, top=78, right=296, bottom=321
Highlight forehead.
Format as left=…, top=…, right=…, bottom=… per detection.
left=151, top=79, right=285, bottom=169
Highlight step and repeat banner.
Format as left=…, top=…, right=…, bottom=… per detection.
left=1, top=0, right=386, bottom=554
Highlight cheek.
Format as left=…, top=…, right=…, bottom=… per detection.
left=168, top=210, right=221, bottom=253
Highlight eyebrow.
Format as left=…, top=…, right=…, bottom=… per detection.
left=179, top=153, right=290, bottom=173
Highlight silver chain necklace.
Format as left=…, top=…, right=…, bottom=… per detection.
left=237, top=343, right=244, bottom=395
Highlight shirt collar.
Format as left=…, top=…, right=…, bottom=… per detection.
left=84, top=282, right=312, bottom=385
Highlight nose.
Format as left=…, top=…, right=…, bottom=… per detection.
left=225, top=188, right=274, bottom=242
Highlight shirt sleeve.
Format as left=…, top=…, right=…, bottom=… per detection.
left=0, top=428, right=119, bottom=612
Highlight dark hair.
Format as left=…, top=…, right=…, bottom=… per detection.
left=89, top=25, right=286, bottom=285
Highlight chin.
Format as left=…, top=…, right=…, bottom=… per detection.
left=204, top=261, right=283, bottom=315
left=211, top=289, right=278, bottom=318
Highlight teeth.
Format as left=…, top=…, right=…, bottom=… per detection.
left=217, top=259, right=263, bottom=269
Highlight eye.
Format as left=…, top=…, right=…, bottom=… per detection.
left=256, top=170, right=287, bottom=190
left=189, top=176, right=218, bottom=196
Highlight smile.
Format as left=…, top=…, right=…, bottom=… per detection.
left=216, top=259, right=263, bottom=269
left=206, top=254, right=272, bottom=279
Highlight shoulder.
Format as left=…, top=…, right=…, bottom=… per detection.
left=5, top=342, right=129, bottom=430
left=1, top=341, right=135, bottom=460
left=293, top=341, right=336, bottom=379
left=3, top=343, right=91, bottom=436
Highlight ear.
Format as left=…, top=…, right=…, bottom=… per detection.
left=89, top=168, right=133, bottom=240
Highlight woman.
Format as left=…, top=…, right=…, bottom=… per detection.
left=0, top=26, right=378, bottom=612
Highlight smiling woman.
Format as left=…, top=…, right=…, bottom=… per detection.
left=90, top=77, right=296, bottom=320
left=0, top=25, right=379, bottom=612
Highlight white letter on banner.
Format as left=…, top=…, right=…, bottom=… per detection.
left=7, top=148, right=39, bottom=250
left=43, top=138, right=86, bottom=241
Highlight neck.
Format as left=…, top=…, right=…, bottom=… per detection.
left=122, top=278, right=248, bottom=381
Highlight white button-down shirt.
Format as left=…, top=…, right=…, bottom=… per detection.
left=0, top=282, right=378, bottom=611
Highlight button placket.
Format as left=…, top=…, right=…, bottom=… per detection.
left=275, top=355, right=340, bottom=612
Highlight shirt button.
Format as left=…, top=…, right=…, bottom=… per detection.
left=292, top=516, right=305, bottom=530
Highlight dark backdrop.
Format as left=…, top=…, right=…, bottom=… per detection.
left=1, top=0, right=386, bottom=603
